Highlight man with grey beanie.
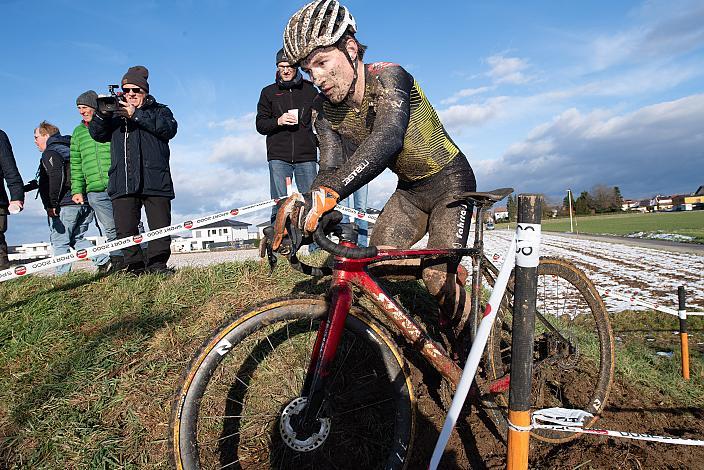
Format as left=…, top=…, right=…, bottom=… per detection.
left=89, top=65, right=178, bottom=275
left=70, top=90, right=122, bottom=273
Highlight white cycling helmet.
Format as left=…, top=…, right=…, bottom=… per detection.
left=283, top=0, right=357, bottom=65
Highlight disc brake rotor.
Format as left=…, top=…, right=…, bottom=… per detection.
left=279, top=397, right=331, bottom=452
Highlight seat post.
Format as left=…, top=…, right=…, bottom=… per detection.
left=470, top=204, right=486, bottom=340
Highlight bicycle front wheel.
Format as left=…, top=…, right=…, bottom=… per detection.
left=170, top=296, right=415, bottom=469
left=485, top=257, right=615, bottom=443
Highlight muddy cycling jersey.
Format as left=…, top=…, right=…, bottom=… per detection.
left=313, top=62, right=461, bottom=199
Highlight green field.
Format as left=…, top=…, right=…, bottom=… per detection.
left=0, top=262, right=702, bottom=467
left=498, top=210, right=704, bottom=243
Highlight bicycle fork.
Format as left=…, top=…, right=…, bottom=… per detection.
left=298, top=271, right=353, bottom=433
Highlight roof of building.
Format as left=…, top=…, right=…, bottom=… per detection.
left=196, top=219, right=251, bottom=230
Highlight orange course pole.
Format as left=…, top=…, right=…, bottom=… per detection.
left=678, top=286, right=690, bottom=381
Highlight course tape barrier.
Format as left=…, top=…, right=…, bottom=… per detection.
left=603, top=289, right=704, bottom=317
left=0, top=198, right=279, bottom=282
left=530, top=408, right=704, bottom=446
left=0, top=197, right=379, bottom=283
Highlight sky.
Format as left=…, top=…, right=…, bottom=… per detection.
left=1, top=0, right=702, bottom=244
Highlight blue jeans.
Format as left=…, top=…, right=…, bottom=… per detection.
left=341, top=185, right=369, bottom=247
left=269, top=160, right=318, bottom=223
left=49, top=205, right=108, bottom=274
left=87, top=191, right=122, bottom=258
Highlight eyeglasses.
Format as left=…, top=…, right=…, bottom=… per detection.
left=277, top=65, right=295, bottom=71
left=122, top=87, right=144, bottom=94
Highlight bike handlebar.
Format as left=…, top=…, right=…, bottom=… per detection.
left=313, top=211, right=379, bottom=259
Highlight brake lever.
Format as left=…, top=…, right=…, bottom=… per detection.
left=286, top=217, right=303, bottom=261
left=265, top=239, right=277, bottom=274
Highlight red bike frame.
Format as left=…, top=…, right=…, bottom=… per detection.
left=298, top=241, right=484, bottom=428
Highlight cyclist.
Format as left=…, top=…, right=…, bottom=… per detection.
left=272, top=0, right=477, bottom=330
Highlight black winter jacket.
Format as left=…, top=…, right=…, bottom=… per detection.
left=89, top=95, right=177, bottom=199
left=0, top=129, right=24, bottom=208
left=39, top=134, right=74, bottom=209
left=256, top=74, right=318, bottom=163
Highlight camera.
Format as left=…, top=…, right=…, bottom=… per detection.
left=96, top=84, right=125, bottom=114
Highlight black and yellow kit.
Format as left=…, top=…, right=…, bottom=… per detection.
left=314, top=62, right=469, bottom=195
left=312, top=62, right=477, bottom=318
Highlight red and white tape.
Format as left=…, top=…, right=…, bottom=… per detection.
left=529, top=408, right=704, bottom=446
left=0, top=195, right=379, bottom=282
left=603, top=289, right=704, bottom=317
left=0, top=198, right=278, bottom=282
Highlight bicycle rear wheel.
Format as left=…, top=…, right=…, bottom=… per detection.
left=170, top=296, right=414, bottom=469
left=485, top=257, right=614, bottom=443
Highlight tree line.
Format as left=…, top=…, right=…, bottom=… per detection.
left=504, top=185, right=624, bottom=221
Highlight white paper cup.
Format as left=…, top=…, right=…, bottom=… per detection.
left=288, top=108, right=299, bottom=124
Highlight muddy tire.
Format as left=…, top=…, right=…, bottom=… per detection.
left=484, top=257, right=615, bottom=443
left=170, top=296, right=415, bottom=469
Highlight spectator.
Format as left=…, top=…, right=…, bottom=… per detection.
left=0, top=129, right=25, bottom=270
left=89, top=66, right=178, bottom=275
left=70, top=90, right=123, bottom=272
left=256, top=48, right=319, bottom=225
left=35, top=121, right=105, bottom=274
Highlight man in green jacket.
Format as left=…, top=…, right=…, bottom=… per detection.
left=71, top=90, right=123, bottom=272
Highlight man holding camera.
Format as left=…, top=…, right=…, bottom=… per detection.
left=35, top=121, right=104, bottom=274
left=70, top=90, right=123, bottom=273
left=89, top=66, right=178, bottom=275
left=0, top=129, right=25, bottom=270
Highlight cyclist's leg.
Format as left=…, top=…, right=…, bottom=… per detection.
left=367, top=189, right=429, bottom=279
left=423, top=156, right=476, bottom=331
left=424, top=196, right=472, bottom=331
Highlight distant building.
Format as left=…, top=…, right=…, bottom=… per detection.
left=493, top=207, right=509, bottom=221
left=672, top=185, right=704, bottom=211
left=8, top=242, right=52, bottom=261
left=172, top=220, right=255, bottom=252
left=621, top=199, right=639, bottom=211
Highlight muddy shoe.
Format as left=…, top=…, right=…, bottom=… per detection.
left=145, top=262, right=175, bottom=276
left=124, top=262, right=146, bottom=276
left=0, top=252, right=10, bottom=271
left=97, top=261, right=111, bottom=274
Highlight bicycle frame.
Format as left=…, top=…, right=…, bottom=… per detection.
left=297, top=233, right=518, bottom=434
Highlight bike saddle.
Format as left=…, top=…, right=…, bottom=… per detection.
left=455, top=188, right=514, bottom=205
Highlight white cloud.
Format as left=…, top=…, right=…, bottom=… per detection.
left=476, top=94, right=704, bottom=198
left=486, top=54, right=533, bottom=85
left=441, top=86, right=493, bottom=105
left=209, top=133, right=266, bottom=167
left=209, top=112, right=258, bottom=132
left=438, top=96, right=509, bottom=133
left=589, top=1, right=704, bottom=70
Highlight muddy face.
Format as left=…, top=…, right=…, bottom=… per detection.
left=303, top=46, right=355, bottom=104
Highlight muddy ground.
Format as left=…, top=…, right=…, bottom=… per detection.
left=403, top=363, right=703, bottom=469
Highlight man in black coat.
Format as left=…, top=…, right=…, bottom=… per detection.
left=89, top=65, right=178, bottom=275
left=256, top=49, right=319, bottom=224
left=0, top=129, right=25, bottom=270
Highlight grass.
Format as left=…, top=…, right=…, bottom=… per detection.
left=497, top=210, right=704, bottom=243
left=0, top=259, right=702, bottom=467
left=609, top=310, right=704, bottom=406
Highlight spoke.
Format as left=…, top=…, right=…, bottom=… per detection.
left=335, top=397, right=394, bottom=416
left=217, top=430, right=242, bottom=441
left=266, top=334, right=276, bottom=352
left=220, top=458, right=241, bottom=469
left=201, top=412, right=279, bottom=419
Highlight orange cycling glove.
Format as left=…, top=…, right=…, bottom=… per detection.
left=271, top=186, right=339, bottom=251
left=303, top=186, right=339, bottom=234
